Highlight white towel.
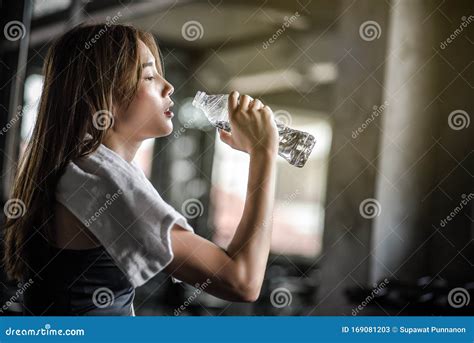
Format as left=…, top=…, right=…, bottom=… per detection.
left=55, top=137, right=195, bottom=288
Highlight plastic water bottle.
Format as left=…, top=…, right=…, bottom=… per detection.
left=192, top=91, right=316, bottom=168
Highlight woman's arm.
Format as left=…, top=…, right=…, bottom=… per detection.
left=163, top=91, right=279, bottom=302
left=163, top=151, right=276, bottom=302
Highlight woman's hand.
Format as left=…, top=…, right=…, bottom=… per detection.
left=218, top=91, right=278, bottom=156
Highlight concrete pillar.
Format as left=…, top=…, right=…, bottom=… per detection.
left=315, top=0, right=389, bottom=315
left=371, top=0, right=474, bottom=284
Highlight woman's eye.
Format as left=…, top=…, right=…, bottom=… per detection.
left=144, top=76, right=155, bottom=81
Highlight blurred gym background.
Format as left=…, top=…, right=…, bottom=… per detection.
left=0, top=0, right=473, bottom=316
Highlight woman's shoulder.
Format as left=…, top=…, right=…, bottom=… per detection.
left=53, top=201, right=101, bottom=249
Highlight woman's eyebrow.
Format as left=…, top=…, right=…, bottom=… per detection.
left=141, top=61, right=153, bottom=68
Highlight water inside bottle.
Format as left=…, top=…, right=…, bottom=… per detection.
left=192, top=91, right=316, bottom=167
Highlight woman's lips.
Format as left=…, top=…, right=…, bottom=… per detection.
left=164, top=101, right=174, bottom=118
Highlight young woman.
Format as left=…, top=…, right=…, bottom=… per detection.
left=2, top=23, right=278, bottom=316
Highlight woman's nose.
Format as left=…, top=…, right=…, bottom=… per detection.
left=165, top=81, right=174, bottom=97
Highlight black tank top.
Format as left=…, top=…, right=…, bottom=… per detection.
left=23, top=244, right=135, bottom=316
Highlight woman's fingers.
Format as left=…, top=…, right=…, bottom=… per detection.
left=238, top=95, right=252, bottom=111
left=221, top=92, right=278, bottom=155
left=250, top=98, right=263, bottom=110
left=260, top=104, right=272, bottom=113
left=218, top=128, right=232, bottom=145
left=228, top=91, right=239, bottom=119
left=218, top=128, right=246, bottom=152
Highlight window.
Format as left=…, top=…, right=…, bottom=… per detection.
left=210, top=108, right=332, bottom=257
left=33, top=0, right=72, bottom=18
left=20, top=74, right=43, bottom=159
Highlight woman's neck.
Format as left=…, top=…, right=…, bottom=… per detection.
left=102, top=132, right=142, bottom=163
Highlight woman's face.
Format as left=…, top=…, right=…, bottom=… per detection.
left=114, top=40, right=175, bottom=140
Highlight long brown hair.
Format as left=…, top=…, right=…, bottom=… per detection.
left=2, top=23, right=162, bottom=282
